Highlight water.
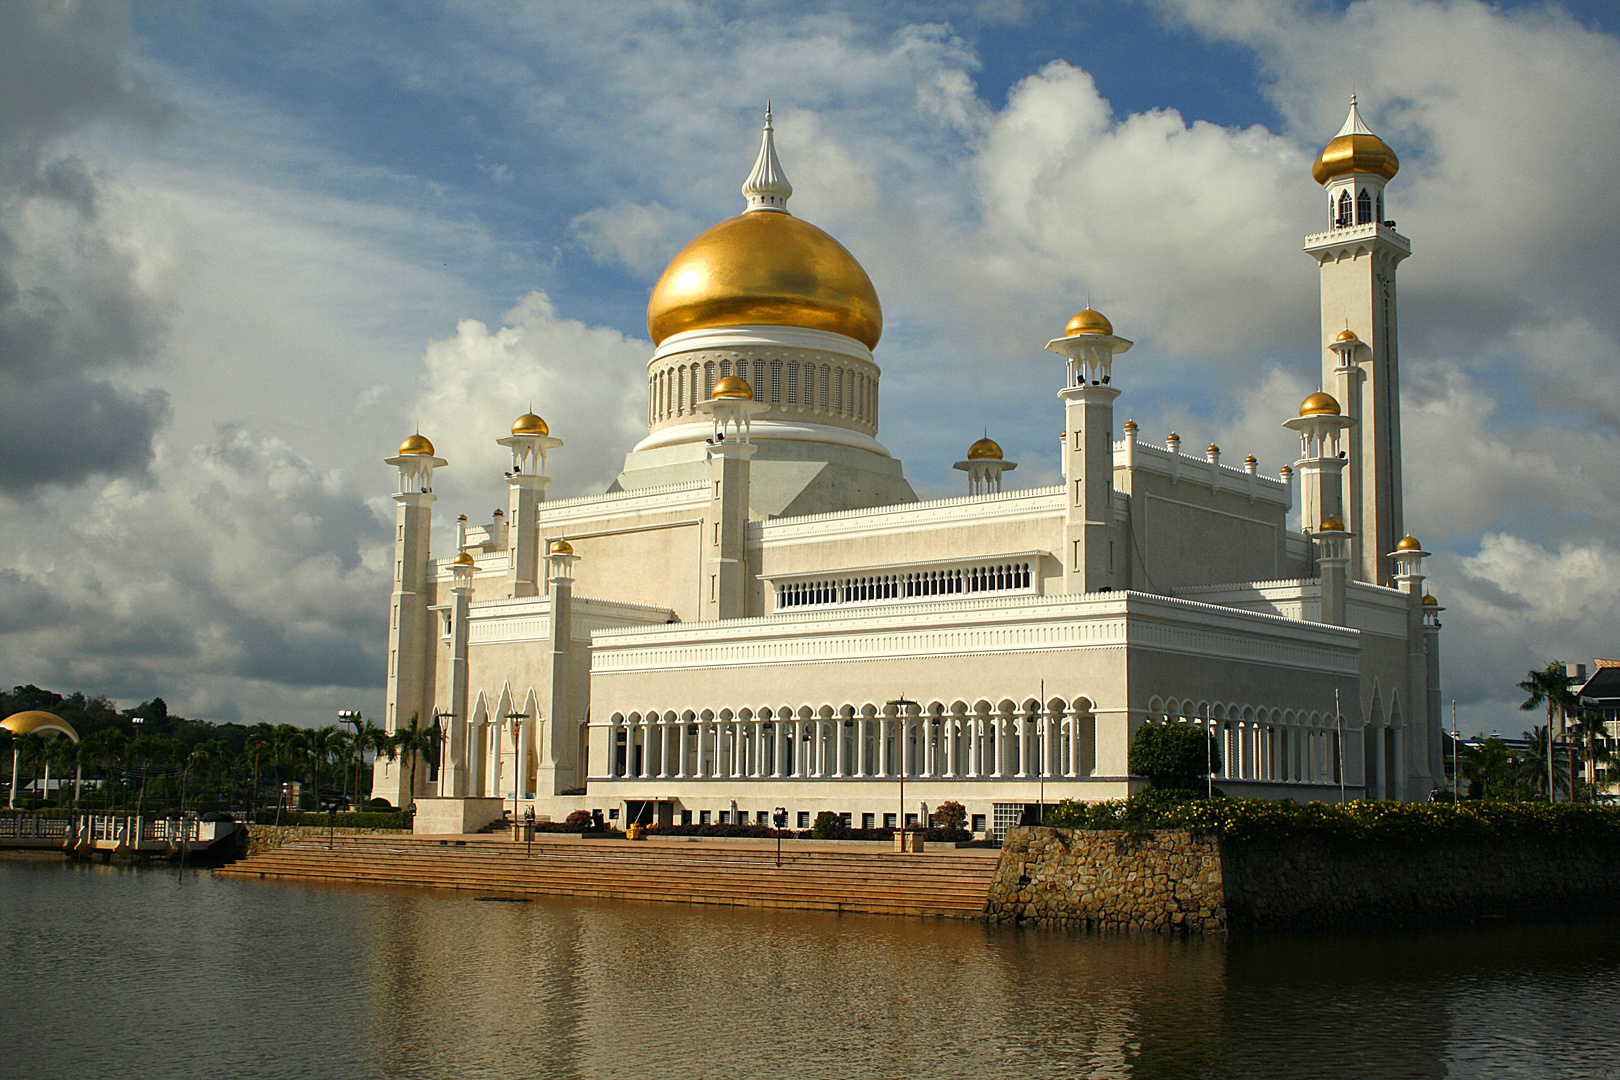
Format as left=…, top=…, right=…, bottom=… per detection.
left=2, top=859, right=1617, bottom=1080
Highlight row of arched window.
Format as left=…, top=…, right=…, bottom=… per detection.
left=650, top=357, right=876, bottom=426
left=776, top=562, right=1034, bottom=609
left=1331, top=187, right=1386, bottom=229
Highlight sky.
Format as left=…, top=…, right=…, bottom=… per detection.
left=0, top=0, right=1615, bottom=735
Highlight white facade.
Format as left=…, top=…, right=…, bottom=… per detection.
left=374, top=103, right=1446, bottom=831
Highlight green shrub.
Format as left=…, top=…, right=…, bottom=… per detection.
left=932, top=800, right=967, bottom=830
left=1129, top=721, right=1221, bottom=788
left=252, top=810, right=410, bottom=829
left=810, top=810, right=845, bottom=839
left=365, top=798, right=393, bottom=811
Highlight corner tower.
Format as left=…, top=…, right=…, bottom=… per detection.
left=1305, top=96, right=1409, bottom=585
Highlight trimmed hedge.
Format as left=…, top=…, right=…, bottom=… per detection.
left=251, top=810, right=411, bottom=829
left=1042, top=793, right=1620, bottom=844
left=637, top=823, right=973, bottom=843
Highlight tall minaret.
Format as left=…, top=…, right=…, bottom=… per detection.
left=496, top=411, right=562, bottom=599
left=1046, top=307, right=1131, bottom=594
left=695, top=375, right=765, bottom=619
left=1305, top=96, right=1408, bottom=585
left=378, top=432, right=445, bottom=807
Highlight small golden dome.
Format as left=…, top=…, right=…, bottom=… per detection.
left=647, top=212, right=881, bottom=348
left=549, top=538, right=574, bottom=556
left=0, top=710, right=78, bottom=742
left=712, top=375, right=754, bottom=400
left=493, top=508, right=504, bottom=516
left=452, top=551, right=475, bottom=566
left=1167, top=432, right=1179, bottom=441
left=1064, top=307, right=1113, bottom=336
left=1422, top=593, right=1438, bottom=606
left=1313, top=133, right=1399, bottom=185
left=1300, top=391, right=1342, bottom=416
left=1244, top=455, right=1258, bottom=464
left=457, top=514, right=467, bottom=521
left=512, top=413, right=549, bottom=436
left=1334, top=328, right=1359, bottom=344
left=967, top=436, right=1003, bottom=461
left=1207, top=444, right=1220, bottom=455
left=1320, top=515, right=1346, bottom=532
left=398, top=433, right=435, bottom=456
left=1396, top=535, right=1422, bottom=551
left=1279, top=465, right=1293, bottom=475
left=1123, top=419, right=1137, bottom=431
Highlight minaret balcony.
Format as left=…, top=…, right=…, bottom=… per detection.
left=1304, top=221, right=1411, bottom=263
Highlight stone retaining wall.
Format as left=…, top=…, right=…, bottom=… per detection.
left=243, top=825, right=409, bottom=859
left=989, top=826, right=1620, bottom=933
left=987, top=828, right=1226, bottom=932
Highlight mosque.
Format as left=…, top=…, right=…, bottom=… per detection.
left=375, top=100, right=1446, bottom=836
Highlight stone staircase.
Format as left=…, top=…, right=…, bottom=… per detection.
left=216, top=835, right=1000, bottom=919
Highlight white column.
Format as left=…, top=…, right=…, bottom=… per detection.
left=834, top=719, right=847, bottom=778
left=752, top=720, right=764, bottom=778
left=1016, top=714, right=1029, bottom=778
left=793, top=721, right=806, bottom=778
left=855, top=718, right=868, bottom=778
left=877, top=718, right=890, bottom=777
left=677, top=721, right=690, bottom=779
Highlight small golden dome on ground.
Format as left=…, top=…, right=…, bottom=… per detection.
left=512, top=413, right=549, bottom=436
left=1334, top=328, right=1359, bottom=343
left=1320, top=516, right=1346, bottom=532
left=0, top=710, right=78, bottom=741
left=1422, top=594, right=1438, bottom=606
left=967, top=436, right=1003, bottom=461
left=453, top=551, right=475, bottom=566
left=1300, top=391, right=1342, bottom=416
left=1064, top=307, right=1113, bottom=336
left=550, top=539, right=574, bottom=556
left=1396, top=535, right=1422, bottom=551
left=712, top=375, right=754, bottom=399
left=399, top=433, right=435, bottom=456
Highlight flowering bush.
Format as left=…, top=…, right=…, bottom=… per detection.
left=931, top=800, right=967, bottom=830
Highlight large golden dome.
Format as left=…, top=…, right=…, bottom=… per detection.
left=647, top=211, right=882, bottom=349
left=1, top=710, right=78, bottom=742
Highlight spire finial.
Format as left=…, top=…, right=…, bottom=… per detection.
left=1336, top=94, right=1375, bottom=138
left=743, top=103, right=792, bottom=213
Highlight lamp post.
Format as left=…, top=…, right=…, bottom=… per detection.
left=503, top=712, right=527, bottom=822
left=887, top=696, right=917, bottom=836
left=432, top=710, right=452, bottom=796
left=338, top=710, right=362, bottom=809
left=1451, top=700, right=1460, bottom=805
left=773, top=806, right=787, bottom=867
left=130, top=715, right=145, bottom=815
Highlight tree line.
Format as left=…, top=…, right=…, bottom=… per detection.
left=0, top=684, right=432, bottom=813
left=1454, top=662, right=1614, bottom=802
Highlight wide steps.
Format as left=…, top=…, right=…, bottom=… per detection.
left=219, top=838, right=999, bottom=918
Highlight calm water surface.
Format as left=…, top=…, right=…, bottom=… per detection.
left=1, top=858, right=1617, bottom=1080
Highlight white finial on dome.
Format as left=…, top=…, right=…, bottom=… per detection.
left=1336, top=93, right=1375, bottom=137
left=742, top=103, right=792, bottom=213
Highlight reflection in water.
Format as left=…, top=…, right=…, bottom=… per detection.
left=2, top=860, right=1617, bottom=1080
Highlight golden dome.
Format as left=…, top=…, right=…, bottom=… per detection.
left=712, top=375, right=754, bottom=400
left=1064, top=307, right=1113, bottom=336
left=0, top=710, right=78, bottom=742
left=1319, top=515, right=1346, bottom=532
left=549, top=538, right=574, bottom=556
left=1167, top=432, right=1179, bottom=441
left=1422, top=593, right=1438, bottom=606
left=1123, top=419, right=1137, bottom=431
left=967, top=436, right=1003, bottom=460
left=1279, top=465, right=1292, bottom=474
left=398, top=433, right=435, bottom=456
left=647, top=212, right=882, bottom=348
left=1313, top=132, right=1399, bottom=185
left=1300, top=391, right=1342, bottom=416
left=1396, top=535, right=1422, bottom=551
left=452, top=551, right=475, bottom=566
left=1207, top=444, right=1220, bottom=455
left=1244, top=455, right=1258, bottom=464
left=1334, top=328, right=1359, bottom=343
left=512, top=413, right=549, bottom=436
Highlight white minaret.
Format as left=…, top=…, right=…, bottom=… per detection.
left=496, top=411, right=563, bottom=599
left=378, top=432, right=445, bottom=808
left=1046, top=307, right=1131, bottom=594
left=1305, top=97, right=1408, bottom=585
left=694, top=375, right=766, bottom=619
left=1283, top=389, right=1355, bottom=549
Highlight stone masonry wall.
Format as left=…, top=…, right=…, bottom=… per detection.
left=243, top=825, right=410, bottom=858
left=989, top=826, right=1620, bottom=933
left=987, top=827, right=1227, bottom=932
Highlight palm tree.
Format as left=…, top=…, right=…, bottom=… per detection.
left=271, top=724, right=304, bottom=815
left=305, top=726, right=346, bottom=807
left=242, top=724, right=275, bottom=815
left=1566, top=710, right=1613, bottom=799
left=1519, top=726, right=1572, bottom=802
left=1459, top=736, right=1516, bottom=800
left=48, top=738, right=85, bottom=805
left=1519, top=662, right=1577, bottom=802
left=389, top=713, right=434, bottom=807
left=81, top=729, right=126, bottom=809
left=13, top=732, right=45, bottom=806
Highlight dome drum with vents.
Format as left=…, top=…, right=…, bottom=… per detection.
left=1046, top=307, right=1133, bottom=387
left=498, top=412, right=564, bottom=476
left=954, top=435, right=1017, bottom=495
left=1283, top=389, right=1355, bottom=458
left=386, top=433, right=447, bottom=495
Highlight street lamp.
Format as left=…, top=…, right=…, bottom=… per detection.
left=432, top=710, right=453, bottom=795
left=338, top=710, right=362, bottom=809
left=773, top=806, right=787, bottom=867
left=886, top=696, right=917, bottom=836
left=503, top=712, right=528, bottom=821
